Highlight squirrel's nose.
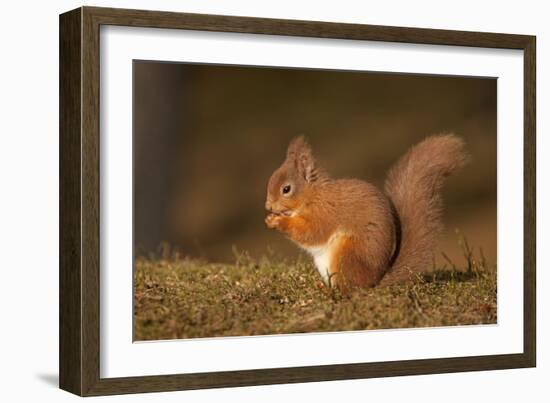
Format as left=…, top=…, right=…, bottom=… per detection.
left=265, top=200, right=272, bottom=212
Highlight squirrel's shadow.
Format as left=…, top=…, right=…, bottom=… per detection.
left=421, top=269, right=478, bottom=283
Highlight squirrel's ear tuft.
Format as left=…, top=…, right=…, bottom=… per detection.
left=286, top=136, right=320, bottom=183
left=286, top=136, right=308, bottom=159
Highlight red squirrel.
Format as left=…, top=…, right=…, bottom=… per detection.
left=265, top=134, right=467, bottom=292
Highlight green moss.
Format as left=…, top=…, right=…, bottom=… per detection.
left=134, top=250, right=496, bottom=341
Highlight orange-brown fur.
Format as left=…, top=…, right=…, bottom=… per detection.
left=329, top=236, right=384, bottom=293
left=265, top=135, right=466, bottom=292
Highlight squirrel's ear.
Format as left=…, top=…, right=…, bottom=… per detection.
left=286, top=136, right=319, bottom=183
left=286, top=136, right=307, bottom=160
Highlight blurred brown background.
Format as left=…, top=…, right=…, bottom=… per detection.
left=134, top=61, right=497, bottom=267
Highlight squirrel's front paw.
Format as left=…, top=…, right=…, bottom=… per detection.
left=265, top=213, right=282, bottom=229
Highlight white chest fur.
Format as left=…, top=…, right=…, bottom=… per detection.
left=305, top=245, right=332, bottom=285
left=302, top=232, right=344, bottom=286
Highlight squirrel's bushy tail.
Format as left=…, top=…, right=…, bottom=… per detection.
left=380, top=134, right=467, bottom=286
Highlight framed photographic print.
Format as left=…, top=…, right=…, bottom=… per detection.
left=59, top=6, right=536, bottom=396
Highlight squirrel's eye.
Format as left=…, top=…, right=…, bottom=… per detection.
left=282, top=185, right=291, bottom=195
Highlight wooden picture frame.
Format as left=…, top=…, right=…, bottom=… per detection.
left=59, top=6, right=536, bottom=396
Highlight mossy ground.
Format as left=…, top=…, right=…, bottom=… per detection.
left=134, top=246, right=496, bottom=341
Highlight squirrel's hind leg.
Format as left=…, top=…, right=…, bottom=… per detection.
left=329, top=237, right=382, bottom=292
